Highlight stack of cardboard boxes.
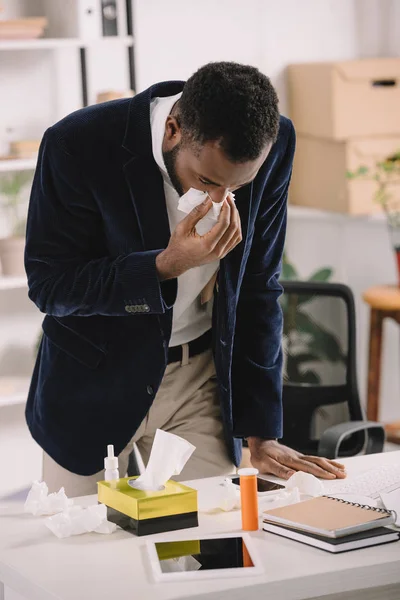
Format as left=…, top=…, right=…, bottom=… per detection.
left=288, top=58, right=400, bottom=215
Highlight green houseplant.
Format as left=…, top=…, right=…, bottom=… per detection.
left=280, top=253, right=345, bottom=384
left=0, top=170, right=34, bottom=276
left=347, top=151, right=400, bottom=284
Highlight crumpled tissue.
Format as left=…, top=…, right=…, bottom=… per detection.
left=128, top=429, right=195, bottom=491
left=198, top=478, right=241, bottom=513
left=177, top=187, right=235, bottom=236
left=24, top=481, right=73, bottom=516
left=261, top=472, right=324, bottom=512
left=45, top=504, right=117, bottom=539
left=285, top=471, right=325, bottom=497
left=160, top=555, right=202, bottom=573
left=260, top=487, right=301, bottom=511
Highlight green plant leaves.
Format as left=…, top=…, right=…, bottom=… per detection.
left=294, top=311, right=344, bottom=362
left=309, top=268, right=333, bottom=282
left=281, top=252, right=298, bottom=280
left=346, top=165, right=369, bottom=179
left=0, top=171, right=34, bottom=204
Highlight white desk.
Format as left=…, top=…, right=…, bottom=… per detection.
left=0, top=451, right=399, bottom=600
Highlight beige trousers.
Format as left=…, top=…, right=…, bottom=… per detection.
left=43, top=349, right=236, bottom=497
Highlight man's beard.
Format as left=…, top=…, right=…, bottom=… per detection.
left=162, top=143, right=185, bottom=197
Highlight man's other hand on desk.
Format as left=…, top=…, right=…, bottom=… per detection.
left=247, top=438, right=347, bottom=480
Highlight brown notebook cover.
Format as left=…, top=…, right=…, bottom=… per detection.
left=262, top=496, right=395, bottom=538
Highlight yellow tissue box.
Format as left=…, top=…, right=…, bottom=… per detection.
left=97, top=477, right=198, bottom=536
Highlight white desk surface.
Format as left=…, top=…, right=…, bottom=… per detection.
left=1, top=451, right=400, bottom=600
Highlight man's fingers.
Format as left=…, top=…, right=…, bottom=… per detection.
left=212, top=199, right=242, bottom=257
left=254, top=457, right=295, bottom=480
left=289, top=457, right=339, bottom=479
left=302, top=456, right=347, bottom=478
left=219, top=234, right=242, bottom=258
left=204, top=200, right=231, bottom=248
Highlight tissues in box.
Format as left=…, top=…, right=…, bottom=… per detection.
left=97, top=477, right=198, bottom=536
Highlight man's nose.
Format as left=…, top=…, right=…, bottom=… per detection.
left=209, top=188, right=229, bottom=203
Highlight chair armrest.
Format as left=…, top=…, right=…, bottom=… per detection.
left=317, top=421, right=386, bottom=459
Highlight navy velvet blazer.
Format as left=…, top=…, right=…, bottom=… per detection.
left=25, top=81, right=296, bottom=476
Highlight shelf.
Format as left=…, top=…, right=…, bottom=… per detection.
left=0, top=36, right=134, bottom=51
left=288, top=205, right=386, bottom=224
left=0, top=276, right=27, bottom=290
left=0, top=158, right=37, bottom=173
left=0, top=377, right=30, bottom=408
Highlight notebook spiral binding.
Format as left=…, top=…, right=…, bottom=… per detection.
left=324, top=495, right=396, bottom=519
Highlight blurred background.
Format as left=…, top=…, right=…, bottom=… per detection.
left=0, top=0, right=400, bottom=499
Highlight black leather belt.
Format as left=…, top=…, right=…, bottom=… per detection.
left=167, top=329, right=212, bottom=364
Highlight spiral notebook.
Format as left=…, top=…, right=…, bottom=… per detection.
left=262, top=496, right=396, bottom=539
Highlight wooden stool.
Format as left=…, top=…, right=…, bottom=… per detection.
left=363, top=285, right=400, bottom=444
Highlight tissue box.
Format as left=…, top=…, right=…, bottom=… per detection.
left=97, top=477, right=198, bottom=536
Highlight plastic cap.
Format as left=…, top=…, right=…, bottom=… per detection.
left=104, top=444, right=119, bottom=471
left=237, top=468, right=259, bottom=477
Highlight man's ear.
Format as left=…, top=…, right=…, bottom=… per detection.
left=164, top=115, right=182, bottom=146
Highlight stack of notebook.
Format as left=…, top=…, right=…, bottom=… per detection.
left=262, top=496, right=399, bottom=553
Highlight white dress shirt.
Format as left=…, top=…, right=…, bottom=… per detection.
left=150, top=93, right=219, bottom=347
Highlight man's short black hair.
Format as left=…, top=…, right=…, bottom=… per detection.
left=178, top=61, right=279, bottom=163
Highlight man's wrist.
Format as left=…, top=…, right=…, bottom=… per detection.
left=246, top=436, right=278, bottom=447
left=156, top=250, right=175, bottom=281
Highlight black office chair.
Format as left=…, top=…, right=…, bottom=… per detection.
left=279, top=280, right=385, bottom=459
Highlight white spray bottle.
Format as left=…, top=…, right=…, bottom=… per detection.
left=104, top=444, right=119, bottom=481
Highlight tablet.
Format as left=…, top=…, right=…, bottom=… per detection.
left=147, top=532, right=264, bottom=582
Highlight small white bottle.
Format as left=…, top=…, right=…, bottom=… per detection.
left=104, top=444, right=119, bottom=481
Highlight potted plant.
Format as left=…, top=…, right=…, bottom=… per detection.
left=346, top=151, right=400, bottom=284
left=0, top=170, right=34, bottom=276
left=280, top=253, right=345, bottom=384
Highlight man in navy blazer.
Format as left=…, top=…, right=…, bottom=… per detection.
left=25, top=62, right=345, bottom=495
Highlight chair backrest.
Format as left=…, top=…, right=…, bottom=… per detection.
left=280, top=280, right=365, bottom=456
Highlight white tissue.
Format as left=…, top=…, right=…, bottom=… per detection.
left=286, top=471, right=325, bottom=497
left=198, top=479, right=241, bottom=513
left=260, top=487, right=301, bottom=511
left=25, top=481, right=117, bottom=539
left=128, top=429, right=195, bottom=491
left=160, top=555, right=202, bottom=573
left=24, top=481, right=73, bottom=516
left=45, top=504, right=117, bottom=539
left=177, top=187, right=234, bottom=236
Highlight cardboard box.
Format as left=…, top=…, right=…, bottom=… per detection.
left=97, top=477, right=198, bottom=536
left=288, top=59, right=400, bottom=140
left=289, top=135, right=400, bottom=215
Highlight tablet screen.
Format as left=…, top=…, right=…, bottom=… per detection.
left=155, top=536, right=255, bottom=573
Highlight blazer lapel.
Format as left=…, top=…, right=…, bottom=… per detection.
left=121, top=80, right=185, bottom=252
left=123, top=155, right=171, bottom=251
left=219, top=182, right=254, bottom=299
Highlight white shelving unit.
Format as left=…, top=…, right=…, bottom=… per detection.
left=0, top=0, right=137, bottom=498
left=0, top=35, right=134, bottom=51
left=0, top=376, right=31, bottom=408
left=0, top=275, right=27, bottom=290
left=0, top=158, right=37, bottom=173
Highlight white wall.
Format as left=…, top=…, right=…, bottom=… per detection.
left=133, top=0, right=358, bottom=114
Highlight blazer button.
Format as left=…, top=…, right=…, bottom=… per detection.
left=125, top=305, right=132, bottom=313
left=147, top=385, right=154, bottom=395
left=143, top=304, right=150, bottom=313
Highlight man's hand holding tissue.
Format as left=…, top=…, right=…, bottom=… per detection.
left=247, top=438, right=347, bottom=480
left=156, top=194, right=241, bottom=280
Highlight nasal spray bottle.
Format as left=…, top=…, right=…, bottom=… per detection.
left=238, top=468, right=259, bottom=531
left=104, top=444, right=119, bottom=482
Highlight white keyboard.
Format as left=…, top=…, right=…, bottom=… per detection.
left=325, top=464, right=400, bottom=500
